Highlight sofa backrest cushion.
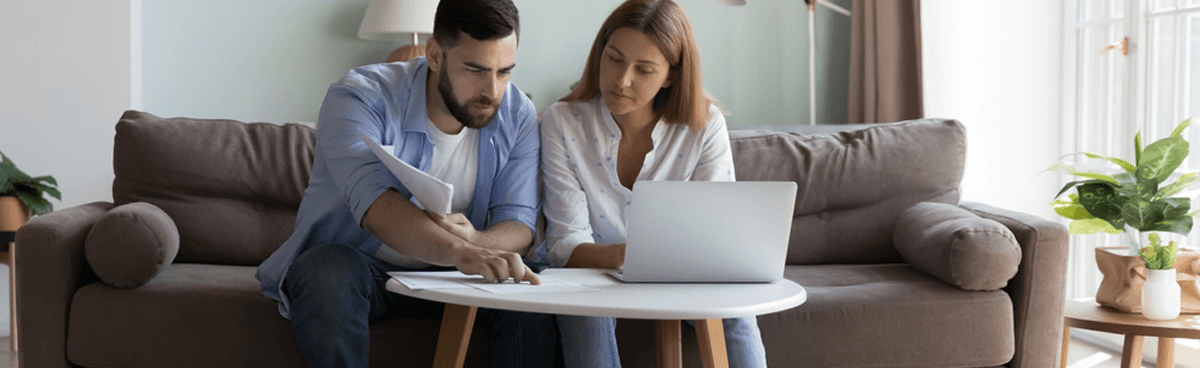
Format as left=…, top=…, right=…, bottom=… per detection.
left=728, top=119, right=965, bottom=265
left=112, top=111, right=315, bottom=265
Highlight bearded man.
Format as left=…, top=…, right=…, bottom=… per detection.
left=256, top=0, right=552, bottom=366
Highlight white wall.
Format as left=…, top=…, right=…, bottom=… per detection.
left=921, top=0, right=1063, bottom=220
left=1, top=1, right=135, bottom=209
left=0, top=0, right=137, bottom=334
left=141, top=0, right=853, bottom=128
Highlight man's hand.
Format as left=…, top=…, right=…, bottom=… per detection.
left=427, top=212, right=480, bottom=244
left=453, top=245, right=541, bottom=285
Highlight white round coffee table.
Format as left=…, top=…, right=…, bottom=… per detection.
left=386, top=268, right=806, bottom=368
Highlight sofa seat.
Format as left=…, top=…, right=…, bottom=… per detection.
left=66, top=264, right=493, bottom=368
left=759, top=264, right=1015, bottom=367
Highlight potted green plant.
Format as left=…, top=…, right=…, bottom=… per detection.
left=1049, top=119, right=1198, bottom=254
left=1138, top=233, right=1181, bottom=320
left=0, top=151, right=61, bottom=231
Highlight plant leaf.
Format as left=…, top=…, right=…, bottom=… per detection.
left=1055, top=180, right=1088, bottom=198
left=1069, top=218, right=1123, bottom=234
left=1122, top=200, right=1166, bottom=230
left=42, top=186, right=61, bottom=200
left=1082, top=153, right=1137, bottom=173
left=1161, top=197, right=1191, bottom=219
left=1170, top=118, right=1191, bottom=138
left=31, top=175, right=57, bottom=186
left=1046, top=163, right=1120, bottom=185
left=1135, top=131, right=1143, bottom=166
left=1077, top=182, right=1125, bottom=229
left=1143, top=198, right=1194, bottom=235
left=1156, top=172, right=1200, bottom=199
left=1051, top=193, right=1097, bottom=220
left=1120, top=166, right=1159, bottom=201
left=15, top=191, right=52, bottom=216
left=1145, top=216, right=1194, bottom=236
left=1138, top=135, right=1189, bottom=183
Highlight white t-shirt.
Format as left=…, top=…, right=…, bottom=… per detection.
left=537, top=96, right=735, bottom=267
left=424, top=119, right=479, bottom=215
left=375, top=118, right=479, bottom=267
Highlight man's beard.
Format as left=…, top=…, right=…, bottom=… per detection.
left=438, top=68, right=500, bottom=129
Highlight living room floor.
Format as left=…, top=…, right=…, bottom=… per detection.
left=0, top=335, right=1171, bottom=368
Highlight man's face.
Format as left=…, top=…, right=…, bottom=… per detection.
left=436, top=33, right=518, bottom=129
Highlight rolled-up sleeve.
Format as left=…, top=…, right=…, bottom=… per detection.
left=539, top=107, right=596, bottom=267
left=316, top=83, right=404, bottom=226
left=486, top=101, right=541, bottom=235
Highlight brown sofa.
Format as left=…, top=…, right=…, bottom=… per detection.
left=16, top=111, right=1068, bottom=367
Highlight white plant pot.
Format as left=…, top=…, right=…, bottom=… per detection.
left=1142, top=268, right=1181, bottom=321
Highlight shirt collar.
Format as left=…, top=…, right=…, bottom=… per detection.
left=599, top=95, right=668, bottom=144
left=401, top=58, right=431, bottom=134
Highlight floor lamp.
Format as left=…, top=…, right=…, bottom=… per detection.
left=358, top=0, right=438, bottom=63
left=719, top=0, right=851, bottom=125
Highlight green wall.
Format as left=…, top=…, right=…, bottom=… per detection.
left=144, top=0, right=852, bottom=127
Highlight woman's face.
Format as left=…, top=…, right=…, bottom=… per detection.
left=599, top=27, right=673, bottom=118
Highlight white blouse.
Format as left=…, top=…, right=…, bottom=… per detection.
left=537, top=96, right=735, bottom=267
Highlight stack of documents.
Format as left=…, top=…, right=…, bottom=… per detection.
left=387, top=271, right=598, bottom=294
left=360, top=132, right=454, bottom=216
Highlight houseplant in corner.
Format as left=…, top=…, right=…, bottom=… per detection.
left=1049, top=118, right=1196, bottom=316
left=0, top=150, right=61, bottom=231
left=1049, top=119, right=1197, bottom=249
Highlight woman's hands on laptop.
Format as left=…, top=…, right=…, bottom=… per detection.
left=564, top=243, right=626, bottom=269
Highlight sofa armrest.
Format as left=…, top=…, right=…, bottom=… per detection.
left=958, top=201, right=1068, bottom=368
left=15, top=202, right=114, bottom=368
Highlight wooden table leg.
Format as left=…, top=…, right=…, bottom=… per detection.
left=695, top=319, right=729, bottom=368
left=433, top=304, right=477, bottom=368
left=1156, top=337, right=1174, bottom=368
left=1120, top=335, right=1144, bottom=368
left=1060, top=323, right=1070, bottom=368
left=656, top=320, right=682, bottom=368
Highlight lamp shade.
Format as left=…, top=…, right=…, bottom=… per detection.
left=358, top=0, right=438, bottom=41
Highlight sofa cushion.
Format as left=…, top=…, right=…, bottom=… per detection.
left=894, top=202, right=1021, bottom=290
left=112, top=111, right=316, bottom=265
left=84, top=202, right=179, bottom=288
left=729, top=119, right=966, bottom=264
left=759, top=264, right=1015, bottom=367
left=66, top=264, right=493, bottom=367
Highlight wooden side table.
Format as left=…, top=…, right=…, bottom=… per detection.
left=1061, top=299, right=1200, bottom=368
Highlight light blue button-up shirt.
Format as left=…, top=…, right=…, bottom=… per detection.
left=256, top=58, right=540, bottom=318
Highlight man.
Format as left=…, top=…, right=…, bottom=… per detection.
left=256, top=0, right=552, bottom=366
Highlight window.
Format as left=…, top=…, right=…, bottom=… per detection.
left=1064, top=0, right=1200, bottom=300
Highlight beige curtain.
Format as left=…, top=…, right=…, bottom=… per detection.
left=848, top=0, right=923, bottom=124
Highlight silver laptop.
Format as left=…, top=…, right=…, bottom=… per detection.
left=613, top=181, right=797, bottom=283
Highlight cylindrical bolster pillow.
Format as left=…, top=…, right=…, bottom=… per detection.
left=893, top=202, right=1021, bottom=291
left=84, top=202, right=180, bottom=288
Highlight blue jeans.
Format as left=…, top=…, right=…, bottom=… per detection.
left=284, top=243, right=556, bottom=368
left=557, top=315, right=767, bottom=368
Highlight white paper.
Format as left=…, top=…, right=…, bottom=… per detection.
left=387, top=271, right=476, bottom=290
left=389, top=271, right=599, bottom=294
left=360, top=132, right=454, bottom=216
left=467, top=277, right=599, bottom=294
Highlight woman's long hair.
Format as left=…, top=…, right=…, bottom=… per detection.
left=561, top=0, right=713, bottom=131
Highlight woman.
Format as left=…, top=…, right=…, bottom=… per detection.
left=537, top=0, right=767, bottom=367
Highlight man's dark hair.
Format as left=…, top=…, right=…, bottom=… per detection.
left=433, top=0, right=520, bottom=49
